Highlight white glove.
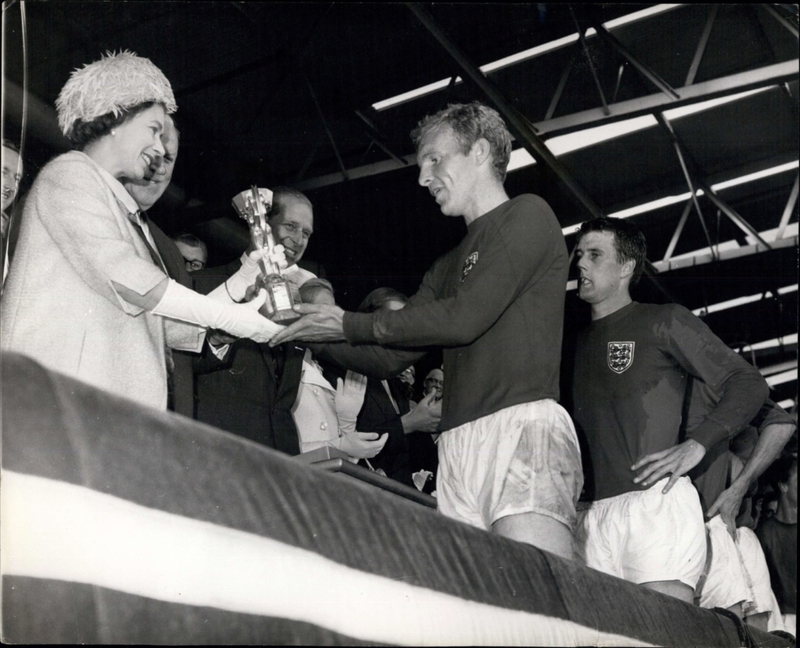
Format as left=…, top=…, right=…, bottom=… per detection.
left=152, top=279, right=284, bottom=343
left=334, top=431, right=388, bottom=459
left=206, top=246, right=288, bottom=304
left=335, top=370, right=368, bottom=435
left=412, top=469, right=434, bottom=492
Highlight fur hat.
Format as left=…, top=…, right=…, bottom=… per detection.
left=55, top=51, right=177, bottom=138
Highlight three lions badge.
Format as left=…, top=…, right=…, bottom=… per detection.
left=461, top=252, right=479, bottom=282
left=607, top=342, right=635, bottom=374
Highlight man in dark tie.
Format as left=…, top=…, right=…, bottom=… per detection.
left=123, top=116, right=196, bottom=418
left=2, top=139, right=24, bottom=290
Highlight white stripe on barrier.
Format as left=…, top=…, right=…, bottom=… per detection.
left=1, top=470, right=654, bottom=646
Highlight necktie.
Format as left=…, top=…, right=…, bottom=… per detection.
left=127, top=211, right=175, bottom=406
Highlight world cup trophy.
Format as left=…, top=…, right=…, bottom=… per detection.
left=232, top=186, right=300, bottom=324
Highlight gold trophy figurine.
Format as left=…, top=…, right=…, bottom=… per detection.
left=232, top=186, right=300, bottom=324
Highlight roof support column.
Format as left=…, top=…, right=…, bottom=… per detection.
left=588, top=20, right=680, bottom=99
left=762, top=4, right=799, bottom=39
left=685, top=5, right=719, bottom=85
left=663, top=200, right=694, bottom=262
left=305, top=76, right=349, bottom=181
left=776, top=174, right=799, bottom=239
left=655, top=113, right=716, bottom=258
left=570, top=7, right=610, bottom=116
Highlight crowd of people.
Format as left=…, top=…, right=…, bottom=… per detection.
left=1, top=51, right=795, bottom=637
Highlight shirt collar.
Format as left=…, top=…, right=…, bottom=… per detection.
left=80, top=152, right=140, bottom=216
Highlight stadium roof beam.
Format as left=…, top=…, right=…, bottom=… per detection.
left=776, top=174, right=800, bottom=240
left=685, top=5, right=719, bottom=86
left=305, top=75, right=349, bottom=181
left=545, top=49, right=579, bottom=121
left=295, top=60, right=798, bottom=191
left=762, top=4, right=799, bottom=39
left=656, top=113, right=716, bottom=257
left=663, top=200, right=694, bottom=262
left=539, top=59, right=798, bottom=138
left=586, top=14, right=680, bottom=99
left=571, top=7, right=611, bottom=116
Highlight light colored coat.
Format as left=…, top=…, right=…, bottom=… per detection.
left=1, top=151, right=203, bottom=411
left=291, top=349, right=340, bottom=454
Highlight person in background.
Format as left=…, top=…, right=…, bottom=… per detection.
left=291, top=279, right=388, bottom=460
left=1, top=51, right=281, bottom=411
left=172, top=232, right=208, bottom=273
left=571, top=216, right=769, bottom=602
left=757, top=451, right=797, bottom=635
left=728, top=452, right=786, bottom=633
left=2, top=139, right=24, bottom=288
left=689, top=391, right=796, bottom=624
left=352, top=287, right=442, bottom=486
left=271, top=102, right=581, bottom=559
left=398, top=364, right=416, bottom=403
left=192, top=186, right=317, bottom=452
left=122, top=116, right=196, bottom=417
left=423, top=367, right=444, bottom=401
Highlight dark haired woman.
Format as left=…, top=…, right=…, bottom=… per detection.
left=1, top=52, right=281, bottom=411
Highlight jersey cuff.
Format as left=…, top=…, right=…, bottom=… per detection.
left=343, top=311, right=377, bottom=344
left=689, top=419, right=732, bottom=450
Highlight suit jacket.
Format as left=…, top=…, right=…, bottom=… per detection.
left=147, top=217, right=198, bottom=419
left=1, top=200, right=23, bottom=290
left=355, top=377, right=414, bottom=487
left=192, top=263, right=304, bottom=455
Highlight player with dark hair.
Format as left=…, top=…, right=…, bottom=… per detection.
left=571, top=216, right=769, bottom=602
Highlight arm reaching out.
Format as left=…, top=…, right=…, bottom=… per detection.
left=149, top=280, right=284, bottom=344
left=270, top=303, right=346, bottom=345
left=708, top=422, right=796, bottom=536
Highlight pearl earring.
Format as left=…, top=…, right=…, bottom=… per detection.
left=111, top=129, right=117, bottom=136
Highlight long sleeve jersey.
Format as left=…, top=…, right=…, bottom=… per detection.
left=317, top=194, right=569, bottom=432
left=572, top=301, right=769, bottom=501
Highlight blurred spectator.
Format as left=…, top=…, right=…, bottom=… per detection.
left=757, top=451, right=797, bottom=635
left=729, top=454, right=786, bottom=633
left=352, top=287, right=441, bottom=488
left=398, top=365, right=416, bottom=403
left=172, top=232, right=208, bottom=272
left=689, top=392, right=796, bottom=624
left=423, top=368, right=444, bottom=401
left=2, top=139, right=23, bottom=289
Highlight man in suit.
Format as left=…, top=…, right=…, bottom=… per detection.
left=172, top=232, right=208, bottom=273
left=123, top=116, right=197, bottom=418
left=192, top=187, right=317, bottom=454
left=351, top=287, right=441, bottom=486
left=2, top=139, right=24, bottom=290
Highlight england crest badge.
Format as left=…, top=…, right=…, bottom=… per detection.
left=607, top=341, right=635, bottom=374
left=461, top=251, right=479, bottom=282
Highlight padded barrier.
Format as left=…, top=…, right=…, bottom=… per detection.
left=0, top=352, right=792, bottom=646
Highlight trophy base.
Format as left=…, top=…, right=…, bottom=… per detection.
left=259, top=304, right=301, bottom=325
